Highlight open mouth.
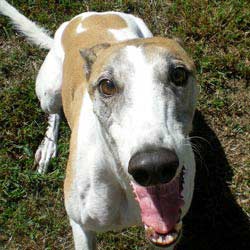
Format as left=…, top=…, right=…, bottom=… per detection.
left=132, top=167, right=185, bottom=248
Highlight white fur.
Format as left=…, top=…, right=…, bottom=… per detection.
left=179, top=141, right=195, bottom=217
left=34, top=114, right=61, bottom=174
left=70, top=219, right=96, bottom=250
left=35, top=11, right=152, bottom=115
left=65, top=92, right=141, bottom=234
left=109, top=27, right=140, bottom=41
left=35, top=22, right=68, bottom=114
left=76, top=23, right=87, bottom=34
left=0, top=0, right=53, bottom=49
left=109, top=46, right=168, bottom=168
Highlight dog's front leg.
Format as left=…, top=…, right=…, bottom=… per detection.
left=34, top=113, right=61, bottom=173
left=70, top=220, right=96, bottom=250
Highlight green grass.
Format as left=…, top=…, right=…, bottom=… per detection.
left=0, top=1, right=249, bottom=249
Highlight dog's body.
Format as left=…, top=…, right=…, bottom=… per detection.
left=1, top=1, right=197, bottom=249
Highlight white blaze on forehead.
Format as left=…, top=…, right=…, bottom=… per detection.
left=111, top=46, right=187, bottom=172
left=125, top=46, right=152, bottom=104
left=124, top=46, right=163, bottom=127
left=110, top=46, right=155, bottom=167
left=112, top=45, right=169, bottom=166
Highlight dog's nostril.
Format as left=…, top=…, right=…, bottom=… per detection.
left=132, top=169, right=151, bottom=186
left=159, top=165, right=177, bottom=184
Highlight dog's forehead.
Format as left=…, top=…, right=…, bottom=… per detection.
left=91, top=38, right=195, bottom=81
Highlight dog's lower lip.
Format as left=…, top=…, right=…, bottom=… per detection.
left=144, top=221, right=182, bottom=247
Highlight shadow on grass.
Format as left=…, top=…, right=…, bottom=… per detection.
left=178, top=110, right=250, bottom=250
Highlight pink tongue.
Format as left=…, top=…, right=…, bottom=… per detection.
left=132, top=177, right=184, bottom=234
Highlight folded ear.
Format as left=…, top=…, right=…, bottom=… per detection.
left=80, top=43, right=111, bottom=79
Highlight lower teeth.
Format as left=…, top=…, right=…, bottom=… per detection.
left=144, top=224, right=181, bottom=245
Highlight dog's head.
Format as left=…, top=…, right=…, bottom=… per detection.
left=81, top=37, right=197, bottom=249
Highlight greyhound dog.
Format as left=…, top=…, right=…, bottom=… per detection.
left=0, top=1, right=197, bottom=249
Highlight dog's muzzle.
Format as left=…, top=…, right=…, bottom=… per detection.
left=128, top=148, right=184, bottom=247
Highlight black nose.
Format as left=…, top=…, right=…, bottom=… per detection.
left=128, top=148, right=179, bottom=186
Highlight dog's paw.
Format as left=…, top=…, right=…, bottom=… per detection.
left=34, top=137, right=57, bottom=174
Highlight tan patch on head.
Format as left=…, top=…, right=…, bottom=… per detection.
left=106, top=37, right=195, bottom=71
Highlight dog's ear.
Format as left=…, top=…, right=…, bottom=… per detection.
left=80, top=43, right=111, bottom=79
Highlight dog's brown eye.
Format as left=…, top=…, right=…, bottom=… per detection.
left=99, top=79, right=117, bottom=97
left=171, top=67, right=188, bottom=86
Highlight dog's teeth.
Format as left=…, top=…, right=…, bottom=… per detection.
left=171, top=232, right=178, bottom=240
left=157, top=236, right=163, bottom=243
left=163, top=236, right=169, bottom=244
left=152, top=238, right=157, bottom=243
left=166, top=234, right=174, bottom=244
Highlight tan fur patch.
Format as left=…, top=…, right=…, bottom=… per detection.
left=80, top=14, right=127, bottom=30
left=140, top=37, right=195, bottom=71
